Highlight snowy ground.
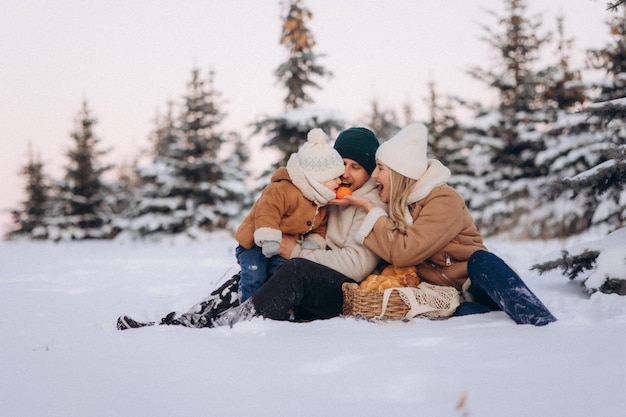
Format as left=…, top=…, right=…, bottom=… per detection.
left=1, top=232, right=624, bottom=417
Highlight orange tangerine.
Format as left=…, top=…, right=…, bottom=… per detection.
left=336, top=186, right=352, bottom=199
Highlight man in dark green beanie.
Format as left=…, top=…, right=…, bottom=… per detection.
left=213, top=125, right=387, bottom=326
left=333, top=127, right=380, bottom=176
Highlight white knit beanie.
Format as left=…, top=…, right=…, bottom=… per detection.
left=376, top=123, right=429, bottom=180
left=296, top=128, right=345, bottom=183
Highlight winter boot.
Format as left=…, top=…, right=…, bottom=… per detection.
left=211, top=300, right=257, bottom=328
left=160, top=272, right=241, bottom=328
left=117, top=315, right=155, bottom=330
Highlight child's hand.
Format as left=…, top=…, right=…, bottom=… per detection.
left=261, top=240, right=280, bottom=258
left=300, top=240, right=320, bottom=250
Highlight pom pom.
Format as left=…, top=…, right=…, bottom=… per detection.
left=307, top=128, right=328, bottom=145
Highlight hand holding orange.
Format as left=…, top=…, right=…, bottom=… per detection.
left=336, top=186, right=352, bottom=199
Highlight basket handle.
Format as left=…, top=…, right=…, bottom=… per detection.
left=377, top=287, right=438, bottom=320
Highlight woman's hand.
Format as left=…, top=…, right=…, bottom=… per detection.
left=330, top=195, right=376, bottom=213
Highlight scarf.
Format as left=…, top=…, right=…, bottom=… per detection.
left=286, top=153, right=336, bottom=206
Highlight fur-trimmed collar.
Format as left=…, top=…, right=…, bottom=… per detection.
left=401, top=159, right=450, bottom=224
left=406, top=159, right=451, bottom=204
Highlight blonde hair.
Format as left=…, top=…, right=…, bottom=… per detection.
left=387, top=168, right=417, bottom=234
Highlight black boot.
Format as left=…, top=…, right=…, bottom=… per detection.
left=161, top=273, right=241, bottom=328
left=117, top=315, right=155, bottom=330
left=211, top=300, right=257, bottom=328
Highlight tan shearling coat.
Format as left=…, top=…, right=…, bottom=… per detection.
left=359, top=161, right=486, bottom=289
left=235, top=167, right=327, bottom=250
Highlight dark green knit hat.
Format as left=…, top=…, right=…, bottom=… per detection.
left=333, top=127, right=380, bottom=175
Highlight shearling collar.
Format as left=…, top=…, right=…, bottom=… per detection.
left=406, top=159, right=451, bottom=205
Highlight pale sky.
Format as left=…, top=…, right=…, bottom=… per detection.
left=0, top=0, right=611, bottom=235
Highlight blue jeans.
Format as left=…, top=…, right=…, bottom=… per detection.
left=455, top=250, right=556, bottom=326
left=236, top=244, right=286, bottom=302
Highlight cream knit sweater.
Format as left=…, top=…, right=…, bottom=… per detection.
left=289, top=178, right=387, bottom=282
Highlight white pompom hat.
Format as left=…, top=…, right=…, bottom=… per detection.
left=295, top=128, right=345, bottom=183
left=376, top=123, right=429, bottom=180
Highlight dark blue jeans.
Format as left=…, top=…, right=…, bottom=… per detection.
left=236, top=244, right=286, bottom=302
left=455, top=250, right=557, bottom=326
left=454, top=279, right=502, bottom=316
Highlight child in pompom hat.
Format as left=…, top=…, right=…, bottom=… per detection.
left=234, top=128, right=345, bottom=301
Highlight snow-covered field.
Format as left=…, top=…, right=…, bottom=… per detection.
left=1, top=232, right=624, bottom=417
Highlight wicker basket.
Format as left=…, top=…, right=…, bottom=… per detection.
left=342, top=282, right=460, bottom=320
left=342, top=282, right=410, bottom=319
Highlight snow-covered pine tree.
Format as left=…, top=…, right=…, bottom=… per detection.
left=47, top=100, right=114, bottom=240
left=546, top=8, right=626, bottom=235
left=121, top=69, right=248, bottom=239
left=118, top=103, right=186, bottom=237
left=6, top=143, right=51, bottom=240
left=254, top=0, right=341, bottom=174
left=520, top=13, right=596, bottom=238
left=460, top=0, right=556, bottom=237
left=533, top=4, right=626, bottom=295
left=423, top=80, right=482, bottom=212
left=176, top=68, right=245, bottom=235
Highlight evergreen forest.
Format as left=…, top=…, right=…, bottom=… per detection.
left=8, top=0, right=626, bottom=278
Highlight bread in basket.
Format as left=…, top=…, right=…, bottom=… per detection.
left=342, top=266, right=460, bottom=320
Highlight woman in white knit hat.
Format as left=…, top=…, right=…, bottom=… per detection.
left=336, top=123, right=557, bottom=326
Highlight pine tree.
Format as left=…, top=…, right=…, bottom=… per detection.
left=119, top=104, right=185, bottom=237
left=423, top=80, right=480, bottom=210
left=460, top=0, right=556, bottom=237
left=511, top=13, right=597, bottom=238
left=122, top=68, right=248, bottom=239
left=254, top=0, right=341, bottom=171
left=177, top=68, right=243, bottom=234
left=276, top=0, right=332, bottom=110
left=7, top=143, right=51, bottom=240
left=533, top=3, right=626, bottom=296
left=48, top=100, right=113, bottom=240
left=548, top=8, right=626, bottom=232
left=468, top=0, right=552, bottom=173
left=178, top=68, right=224, bottom=183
